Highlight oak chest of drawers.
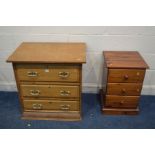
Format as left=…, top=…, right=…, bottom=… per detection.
left=7, top=42, right=86, bottom=121
left=101, top=51, right=149, bottom=115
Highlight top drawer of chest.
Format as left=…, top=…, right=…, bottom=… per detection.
left=108, top=69, right=145, bottom=83
left=15, top=64, right=80, bottom=82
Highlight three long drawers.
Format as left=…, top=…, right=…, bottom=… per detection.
left=15, top=63, right=82, bottom=120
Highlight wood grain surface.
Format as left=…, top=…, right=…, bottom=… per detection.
left=16, top=64, right=80, bottom=82
left=103, top=51, right=149, bottom=69
left=107, top=83, right=142, bottom=96
left=108, top=69, right=145, bottom=83
left=7, top=42, right=86, bottom=63
left=20, top=84, right=80, bottom=98
left=23, top=99, right=80, bottom=111
left=105, top=95, right=139, bottom=108
left=101, top=51, right=149, bottom=115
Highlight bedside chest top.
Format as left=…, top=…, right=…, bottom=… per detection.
left=103, top=51, right=149, bottom=69
left=7, top=42, right=86, bottom=63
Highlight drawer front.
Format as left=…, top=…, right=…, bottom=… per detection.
left=23, top=99, right=80, bottom=111
left=105, top=95, right=139, bottom=108
left=107, top=83, right=142, bottom=96
left=108, top=69, right=145, bottom=83
left=20, top=84, right=80, bottom=98
left=51, top=66, right=80, bottom=82
left=16, top=64, right=80, bottom=82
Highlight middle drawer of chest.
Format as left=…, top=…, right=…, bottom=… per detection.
left=20, top=84, right=80, bottom=98
left=107, top=83, right=142, bottom=96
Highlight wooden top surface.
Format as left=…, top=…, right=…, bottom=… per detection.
left=103, top=51, right=149, bottom=69
left=7, top=42, right=86, bottom=63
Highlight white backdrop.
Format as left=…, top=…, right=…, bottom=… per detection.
left=0, top=26, right=155, bottom=95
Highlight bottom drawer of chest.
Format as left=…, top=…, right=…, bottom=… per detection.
left=23, top=99, right=80, bottom=111
left=105, top=95, right=140, bottom=108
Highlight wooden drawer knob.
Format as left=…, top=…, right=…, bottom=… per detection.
left=121, top=88, right=126, bottom=94
left=136, top=72, right=140, bottom=76
left=124, top=75, right=129, bottom=80
left=137, top=89, right=140, bottom=92
left=120, top=100, right=124, bottom=104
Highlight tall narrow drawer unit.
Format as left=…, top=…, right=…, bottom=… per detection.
left=101, top=51, right=149, bottom=115
left=7, top=42, right=86, bottom=121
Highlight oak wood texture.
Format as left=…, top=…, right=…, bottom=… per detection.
left=7, top=42, right=86, bottom=121
left=22, top=111, right=81, bottom=121
left=20, top=84, right=80, bottom=98
left=23, top=99, right=80, bottom=111
left=16, top=64, right=80, bottom=82
left=101, top=51, right=149, bottom=115
left=7, top=42, right=86, bottom=63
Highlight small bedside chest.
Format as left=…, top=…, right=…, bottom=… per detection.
left=101, top=51, right=149, bottom=115
left=7, top=42, right=86, bottom=121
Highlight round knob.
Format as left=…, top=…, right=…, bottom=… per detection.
left=137, top=89, right=140, bottom=92
left=120, top=100, right=124, bottom=104
left=136, top=72, right=140, bottom=76
left=124, top=75, right=129, bottom=80
left=121, top=88, right=126, bottom=94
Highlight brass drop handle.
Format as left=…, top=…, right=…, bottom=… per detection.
left=124, top=74, right=129, bottom=80
left=58, top=71, right=70, bottom=78
left=32, top=103, right=42, bottom=109
left=30, top=90, right=40, bottom=96
left=27, top=71, right=38, bottom=77
left=60, top=90, right=70, bottom=96
left=60, top=104, right=70, bottom=110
